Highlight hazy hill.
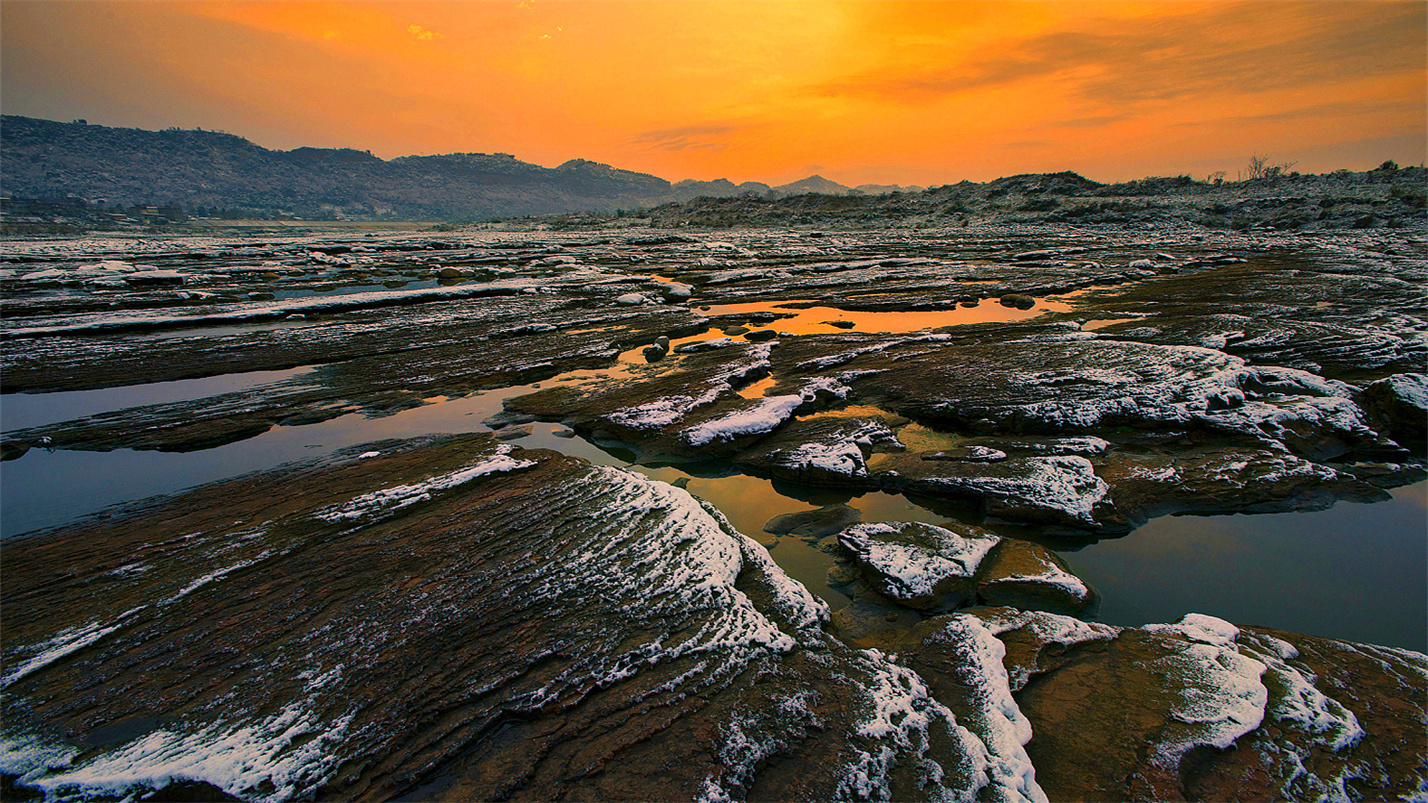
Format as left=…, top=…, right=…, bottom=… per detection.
left=0, top=115, right=874, bottom=221
left=0, top=116, right=680, bottom=220
left=772, top=174, right=852, bottom=196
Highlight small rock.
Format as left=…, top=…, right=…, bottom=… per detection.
left=551, top=427, right=577, bottom=439
left=722, top=325, right=750, bottom=336
left=998, top=294, right=1036, bottom=310
left=975, top=539, right=1097, bottom=615
left=247, top=292, right=276, bottom=301
left=763, top=504, right=862, bottom=540
left=659, top=283, right=693, bottom=301
left=438, top=267, right=465, bottom=279
left=614, top=293, right=651, bottom=306
left=643, top=343, right=669, bottom=362
left=825, top=320, right=857, bottom=329
left=827, top=563, right=860, bottom=586
left=493, top=425, right=535, bottom=441
left=1, top=441, right=30, bottom=461
left=483, top=411, right=537, bottom=429
left=745, top=329, right=778, bottom=342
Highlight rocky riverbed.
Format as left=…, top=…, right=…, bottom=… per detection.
left=2, top=222, right=1424, bottom=800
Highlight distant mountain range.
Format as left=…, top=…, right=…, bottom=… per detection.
left=0, top=115, right=915, bottom=220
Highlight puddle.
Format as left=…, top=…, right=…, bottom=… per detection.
left=0, top=366, right=319, bottom=431
left=736, top=376, right=778, bottom=400
left=274, top=280, right=440, bottom=300
left=1062, top=480, right=1428, bottom=652
left=695, top=295, right=1076, bottom=336
left=1080, top=318, right=1142, bottom=331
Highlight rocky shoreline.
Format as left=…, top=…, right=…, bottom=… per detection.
left=2, top=221, right=1424, bottom=800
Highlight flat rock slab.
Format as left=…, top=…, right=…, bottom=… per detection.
left=0, top=434, right=1044, bottom=803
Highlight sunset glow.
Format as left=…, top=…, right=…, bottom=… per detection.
left=3, top=0, right=1424, bottom=185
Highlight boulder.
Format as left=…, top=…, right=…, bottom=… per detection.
left=1360, top=373, right=1427, bottom=451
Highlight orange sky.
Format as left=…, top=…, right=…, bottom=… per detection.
left=3, top=1, right=1424, bottom=186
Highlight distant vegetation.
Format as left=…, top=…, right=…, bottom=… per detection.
left=1, top=115, right=1423, bottom=232
left=553, top=166, right=1427, bottom=232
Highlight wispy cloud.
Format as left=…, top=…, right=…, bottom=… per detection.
left=1174, top=99, right=1427, bottom=128
left=815, top=3, right=1426, bottom=107
left=631, top=123, right=743, bottom=152
left=407, top=24, right=443, bottom=42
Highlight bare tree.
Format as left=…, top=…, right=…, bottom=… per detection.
left=1244, top=154, right=1270, bottom=181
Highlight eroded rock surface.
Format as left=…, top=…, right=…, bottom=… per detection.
left=2, top=225, right=1424, bottom=801
left=899, top=609, right=1427, bottom=802
left=1, top=435, right=1044, bottom=802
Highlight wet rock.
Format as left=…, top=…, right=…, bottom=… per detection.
left=0, top=435, right=1039, bottom=803
left=826, top=319, right=857, bottom=329
left=507, top=341, right=781, bottom=457
left=838, top=521, right=1096, bottom=615
left=657, top=282, right=693, bottom=301
left=1360, top=373, right=1427, bottom=452
left=0, top=441, right=29, bottom=461
left=763, top=503, right=861, bottom=540
left=776, top=335, right=1381, bottom=460
left=902, top=609, right=1427, bottom=802
left=745, top=328, right=778, bottom=342
left=998, top=294, right=1036, bottom=309
left=482, top=410, right=538, bottom=429
left=975, top=539, right=1097, bottom=615
left=437, top=266, right=465, bottom=279
left=613, top=292, right=650, bottom=305
left=642, top=342, right=668, bottom=361
left=877, top=452, right=1114, bottom=530
left=838, top=522, right=997, bottom=611
left=826, top=562, right=860, bottom=586
left=1095, top=446, right=1391, bottom=527
left=722, top=324, right=750, bottom=336
left=734, top=413, right=899, bottom=486
left=492, top=423, right=534, bottom=441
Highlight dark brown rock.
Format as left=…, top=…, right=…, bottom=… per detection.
left=900, top=609, right=1428, bottom=803
left=0, top=434, right=1043, bottom=803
